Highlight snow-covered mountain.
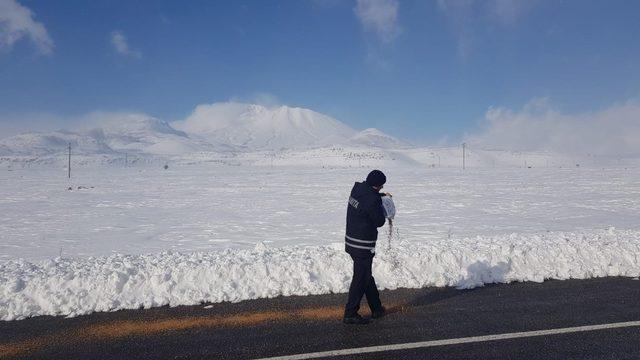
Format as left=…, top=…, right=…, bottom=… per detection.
left=0, top=114, right=211, bottom=156
left=0, top=130, right=113, bottom=156
left=172, top=102, right=359, bottom=150
left=350, top=128, right=412, bottom=148
left=0, top=104, right=408, bottom=156
left=88, top=114, right=215, bottom=155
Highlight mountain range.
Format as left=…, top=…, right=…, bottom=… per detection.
left=0, top=103, right=410, bottom=156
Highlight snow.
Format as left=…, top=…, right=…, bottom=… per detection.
left=0, top=104, right=408, bottom=158
left=0, top=114, right=215, bottom=157
left=350, top=128, right=412, bottom=148
left=2, top=102, right=639, bottom=321
left=1, top=228, right=639, bottom=320
left=0, top=131, right=114, bottom=156
left=92, top=113, right=207, bottom=155
left=172, top=102, right=358, bottom=150
left=1, top=162, right=640, bottom=320
left=3, top=165, right=639, bottom=261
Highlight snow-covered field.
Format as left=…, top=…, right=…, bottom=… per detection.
left=1, top=162, right=640, bottom=320
left=2, top=164, right=639, bottom=260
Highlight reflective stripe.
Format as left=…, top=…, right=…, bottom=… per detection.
left=345, top=235, right=376, bottom=244
left=348, top=196, right=359, bottom=209
left=345, top=242, right=375, bottom=250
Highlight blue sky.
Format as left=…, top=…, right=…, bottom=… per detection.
left=1, top=0, right=640, bottom=146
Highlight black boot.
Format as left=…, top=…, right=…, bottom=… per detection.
left=371, top=306, right=386, bottom=319
left=343, top=314, right=369, bottom=325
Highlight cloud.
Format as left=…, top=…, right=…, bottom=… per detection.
left=354, top=0, right=401, bottom=44
left=0, top=112, right=67, bottom=138
left=438, top=0, right=531, bottom=25
left=486, top=0, right=533, bottom=25
left=465, top=98, right=640, bottom=157
left=0, top=110, right=154, bottom=139
left=0, top=95, right=282, bottom=139
left=229, top=93, right=282, bottom=109
left=436, top=0, right=475, bottom=58
left=171, top=102, right=249, bottom=135
left=311, top=0, right=344, bottom=10
left=0, top=0, right=54, bottom=54
left=111, top=30, right=141, bottom=59
left=437, top=0, right=534, bottom=58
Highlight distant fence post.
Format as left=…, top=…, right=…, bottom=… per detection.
left=462, top=142, right=466, bottom=170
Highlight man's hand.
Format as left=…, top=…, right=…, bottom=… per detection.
left=384, top=192, right=393, bottom=197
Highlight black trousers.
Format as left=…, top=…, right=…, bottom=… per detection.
left=344, top=254, right=382, bottom=317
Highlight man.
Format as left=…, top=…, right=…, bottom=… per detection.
left=343, top=169, right=388, bottom=325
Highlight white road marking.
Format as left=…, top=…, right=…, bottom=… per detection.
left=256, top=320, right=640, bottom=360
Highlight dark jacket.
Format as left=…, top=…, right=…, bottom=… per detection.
left=345, top=181, right=386, bottom=257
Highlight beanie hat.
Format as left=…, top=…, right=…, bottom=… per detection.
left=365, top=170, right=386, bottom=187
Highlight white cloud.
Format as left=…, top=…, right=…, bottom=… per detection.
left=171, top=102, right=249, bottom=134
left=0, top=0, right=54, bottom=54
left=354, top=0, right=401, bottom=44
left=0, top=110, right=152, bottom=139
left=111, top=30, right=141, bottom=59
left=438, top=0, right=531, bottom=25
left=466, top=98, right=640, bottom=157
left=0, top=112, right=67, bottom=138
left=229, top=93, right=282, bottom=109
left=437, top=0, right=534, bottom=58
left=486, top=0, right=532, bottom=25
left=436, top=0, right=475, bottom=58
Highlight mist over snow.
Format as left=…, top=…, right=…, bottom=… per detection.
left=350, top=127, right=412, bottom=148
left=171, top=102, right=357, bottom=150
left=0, top=130, right=113, bottom=156
left=0, top=112, right=216, bottom=156
left=0, top=102, right=408, bottom=156
left=466, top=98, right=640, bottom=157
left=3, top=99, right=640, bottom=161
left=79, top=112, right=211, bottom=155
left=171, top=102, right=409, bottom=150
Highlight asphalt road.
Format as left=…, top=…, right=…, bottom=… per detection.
left=1, top=277, right=639, bottom=359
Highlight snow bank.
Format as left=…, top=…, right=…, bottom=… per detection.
left=2, top=228, right=640, bottom=321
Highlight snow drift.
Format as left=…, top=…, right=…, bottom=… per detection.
left=1, top=228, right=639, bottom=321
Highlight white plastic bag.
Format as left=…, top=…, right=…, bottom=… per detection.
left=382, top=196, right=396, bottom=219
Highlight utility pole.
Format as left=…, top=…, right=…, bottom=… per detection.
left=462, top=143, right=466, bottom=170
left=68, top=143, right=71, bottom=179
left=125, top=153, right=128, bottom=167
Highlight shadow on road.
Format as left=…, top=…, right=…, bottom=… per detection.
left=404, top=260, right=511, bottom=308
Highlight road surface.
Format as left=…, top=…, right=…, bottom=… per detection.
left=1, top=277, right=639, bottom=359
